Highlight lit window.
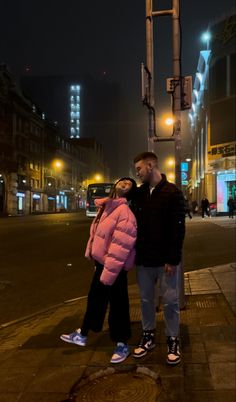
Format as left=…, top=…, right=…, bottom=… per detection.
left=71, top=85, right=74, bottom=90
left=76, top=85, right=80, bottom=90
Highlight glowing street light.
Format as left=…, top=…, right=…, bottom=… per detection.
left=167, top=158, right=175, bottom=167
left=201, top=31, right=211, bottom=50
left=201, top=31, right=211, bottom=43
left=94, top=173, right=103, bottom=182
left=167, top=173, right=175, bottom=183
left=165, top=117, right=174, bottom=126
left=53, top=160, right=63, bottom=169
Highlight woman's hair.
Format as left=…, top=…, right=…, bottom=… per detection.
left=94, top=177, right=137, bottom=223
left=109, top=177, right=137, bottom=201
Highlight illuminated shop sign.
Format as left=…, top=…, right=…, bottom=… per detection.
left=181, top=162, right=189, bottom=186
left=33, top=194, right=41, bottom=200
left=16, top=192, right=25, bottom=197
left=208, top=143, right=236, bottom=159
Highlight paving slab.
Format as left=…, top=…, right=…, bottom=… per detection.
left=0, top=263, right=235, bottom=402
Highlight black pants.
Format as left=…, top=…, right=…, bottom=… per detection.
left=202, top=208, right=210, bottom=218
left=81, top=262, right=131, bottom=343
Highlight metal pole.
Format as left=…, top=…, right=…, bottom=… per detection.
left=146, top=0, right=155, bottom=152
left=172, top=0, right=182, bottom=190
left=172, top=0, right=185, bottom=309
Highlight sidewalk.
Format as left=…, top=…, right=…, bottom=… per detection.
left=0, top=263, right=235, bottom=402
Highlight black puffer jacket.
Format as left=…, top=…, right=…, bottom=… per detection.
left=134, top=174, right=185, bottom=267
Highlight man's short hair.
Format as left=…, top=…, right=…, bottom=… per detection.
left=133, top=152, right=158, bottom=165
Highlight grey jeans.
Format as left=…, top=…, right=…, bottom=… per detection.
left=136, top=265, right=180, bottom=337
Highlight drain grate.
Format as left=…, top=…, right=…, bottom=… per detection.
left=73, top=370, right=162, bottom=402
left=186, top=294, right=224, bottom=309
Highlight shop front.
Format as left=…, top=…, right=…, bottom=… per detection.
left=16, top=192, right=25, bottom=214
left=32, top=193, right=41, bottom=212
left=56, top=191, right=68, bottom=212
left=216, top=170, right=236, bottom=213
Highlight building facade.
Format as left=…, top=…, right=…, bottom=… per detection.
left=0, top=65, right=109, bottom=216
left=69, top=84, right=81, bottom=138
left=189, top=13, right=236, bottom=213
left=20, top=74, right=130, bottom=179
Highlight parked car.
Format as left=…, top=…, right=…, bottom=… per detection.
left=209, top=202, right=217, bottom=216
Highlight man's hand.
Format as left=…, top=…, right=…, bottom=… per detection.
left=164, top=263, right=177, bottom=276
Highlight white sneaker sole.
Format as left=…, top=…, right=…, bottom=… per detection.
left=133, top=344, right=156, bottom=358
left=60, top=335, right=86, bottom=346
left=166, top=357, right=181, bottom=366
left=110, top=353, right=130, bottom=364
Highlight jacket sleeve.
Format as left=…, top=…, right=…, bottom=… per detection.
left=84, top=219, right=96, bottom=259
left=166, top=188, right=185, bottom=265
left=100, top=213, right=137, bottom=285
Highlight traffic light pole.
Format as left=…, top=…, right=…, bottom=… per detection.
left=144, top=0, right=182, bottom=187
left=145, top=0, right=155, bottom=152
left=172, top=0, right=182, bottom=190
left=144, top=0, right=186, bottom=309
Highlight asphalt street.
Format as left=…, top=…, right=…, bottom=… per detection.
left=0, top=212, right=235, bottom=326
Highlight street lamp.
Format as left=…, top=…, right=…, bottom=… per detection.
left=94, top=174, right=103, bottom=182
left=53, top=159, right=64, bottom=170
left=166, top=158, right=175, bottom=167
left=167, top=173, right=175, bottom=183
left=201, top=31, right=211, bottom=49
left=165, top=117, right=174, bottom=126
left=52, top=159, right=64, bottom=190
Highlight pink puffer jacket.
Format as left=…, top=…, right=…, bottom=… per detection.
left=85, top=197, right=137, bottom=285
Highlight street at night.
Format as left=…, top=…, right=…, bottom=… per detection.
left=0, top=0, right=236, bottom=400
left=0, top=212, right=235, bottom=326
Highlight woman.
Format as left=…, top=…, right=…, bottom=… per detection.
left=60, top=177, right=137, bottom=364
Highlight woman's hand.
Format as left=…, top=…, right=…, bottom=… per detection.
left=164, top=263, right=177, bottom=276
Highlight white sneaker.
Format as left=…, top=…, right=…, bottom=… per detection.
left=110, top=343, right=130, bottom=364
left=60, top=328, right=87, bottom=346
left=167, top=336, right=181, bottom=365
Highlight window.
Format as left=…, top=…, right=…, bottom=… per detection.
left=230, top=52, right=236, bottom=96
left=210, top=57, right=227, bottom=101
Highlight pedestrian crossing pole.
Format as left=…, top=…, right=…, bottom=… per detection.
left=145, top=0, right=155, bottom=152
left=143, top=0, right=186, bottom=309
left=172, top=0, right=186, bottom=309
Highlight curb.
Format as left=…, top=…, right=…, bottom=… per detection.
left=0, top=295, right=87, bottom=330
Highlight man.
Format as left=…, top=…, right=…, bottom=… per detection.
left=201, top=196, right=210, bottom=218
left=133, top=152, right=185, bottom=365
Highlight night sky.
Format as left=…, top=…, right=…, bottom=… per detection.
left=1, top=0, right=235, bottom=176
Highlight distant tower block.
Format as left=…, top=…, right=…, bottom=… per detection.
left=70, top=84, right=81, bottom=138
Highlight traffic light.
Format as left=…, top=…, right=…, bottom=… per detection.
left=166, top=76, right=192, bottom=110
